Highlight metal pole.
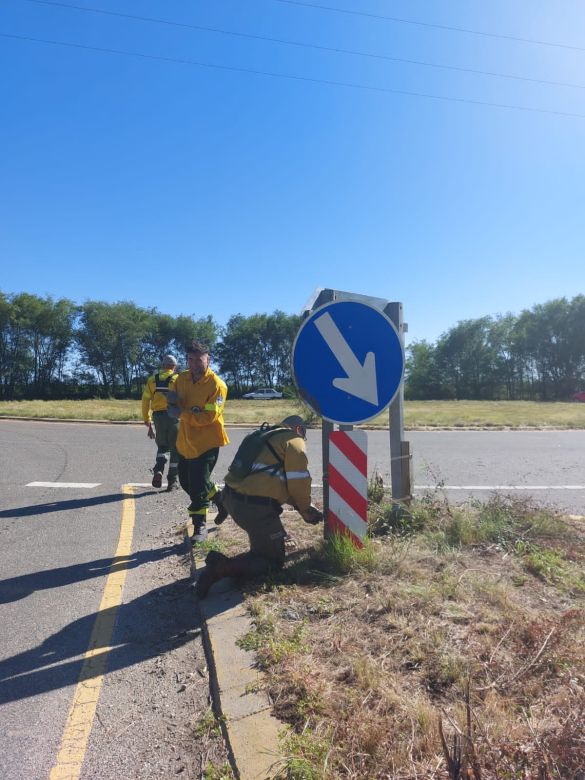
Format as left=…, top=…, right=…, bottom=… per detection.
left=386, top=302, right=406, bottom=503
left=321, top=419, right=334, bottom=538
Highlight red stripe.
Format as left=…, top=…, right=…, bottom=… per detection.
left=330, top=432, right=367, bottom=476
left=329, top=464, right=367, bottom=518
left=327, top=510, right=364, bottom=549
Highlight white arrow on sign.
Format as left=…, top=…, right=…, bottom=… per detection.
left=314, top=311, right=379, bottom=406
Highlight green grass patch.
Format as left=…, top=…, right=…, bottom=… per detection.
left=3, top=398, right=585, bottom=428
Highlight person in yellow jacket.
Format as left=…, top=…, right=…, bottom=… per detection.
left=167, top=341, right=229, bottom=541
left=141, top=354, right=180, bottom=490
left=195, top=415, right=323, bottom=598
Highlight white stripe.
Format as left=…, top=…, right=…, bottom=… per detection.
left=330, top=440, right=367, bottom=495
left=329, top=490, right=367, bottom=540
left=250, top=462, right=282, bottom=473
left=285, top=470, right=310, bottom=480
left=414, top=485, right=585, bottom=491
left=27, top=481, right=101, bottom=488
left=126, top=482, right=154, bottom=487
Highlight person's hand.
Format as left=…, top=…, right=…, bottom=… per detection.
left=301, top=505, right=323, bottom=525
left=146, top=423, right=155, bottom=440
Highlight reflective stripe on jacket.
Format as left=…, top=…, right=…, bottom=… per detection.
left=141, top=368, right=179, bottom=423
left=224, top=429, right=312, bottom=512
left=172, top=368, right=229, bottom=458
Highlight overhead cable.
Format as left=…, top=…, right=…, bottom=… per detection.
left=19, top=0, right=585, bottom=91
left=3, top=32, right=584, bottom=119
left=272, top=0, right=585, bottom=53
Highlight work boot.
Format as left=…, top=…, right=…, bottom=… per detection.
left=195, top=553, right=277, bottom=599
left=166, top=476, right=179, bottom=492
left=205, top=549, right=229, bottom=567
left=151, top=470, right=163, bottom=489
left=191, top=519, right=208, bottom=543
left=196, top=554, right=234, bottom=599
left=212, top=493, right=229, bottom=525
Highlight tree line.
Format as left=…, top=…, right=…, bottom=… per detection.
left=1, top=290, right=583, bottom=401
left=406, top=295, right=585, bottom=401
left=0, top=292, right=299, bottom=400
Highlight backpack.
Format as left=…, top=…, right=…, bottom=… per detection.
left=227, top=423, right=300, bottom=481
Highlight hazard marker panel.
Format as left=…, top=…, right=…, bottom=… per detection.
left=328, top=430, right=368, bottom=548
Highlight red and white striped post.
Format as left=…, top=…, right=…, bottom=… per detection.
left=327, top=430, right=368, bottom=548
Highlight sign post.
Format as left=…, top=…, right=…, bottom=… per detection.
left=293, top=289, right=411, bottom=538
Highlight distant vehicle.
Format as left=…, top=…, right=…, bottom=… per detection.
left=573, top=391, right=585, bottom=403
left=242, top=388, right=283, bottom=400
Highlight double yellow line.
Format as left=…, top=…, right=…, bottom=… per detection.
left=50, top=486, right=136, bottom=780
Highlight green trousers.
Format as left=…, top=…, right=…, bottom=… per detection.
left=152, top=410, right=180, bottom=478
left=178, top=448, right=219, bottom=516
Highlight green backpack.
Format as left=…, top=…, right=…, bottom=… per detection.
left=227, top=422, right=299, bottom=480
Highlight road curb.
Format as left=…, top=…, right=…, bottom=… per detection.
left=185, top=528, right=283, bottom=780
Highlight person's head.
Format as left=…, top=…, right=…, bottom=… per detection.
left=281, top=414, right=307, bottom=440
left=161, top=354, right=177, bottom=370
left=186, top=341, right=209, bottom=380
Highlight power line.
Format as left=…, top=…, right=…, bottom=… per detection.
left=19, top=0, right=585, bottom=92
left=272, top=0, right=585, bottom=53
left=2, top=31, right=585, bottom=119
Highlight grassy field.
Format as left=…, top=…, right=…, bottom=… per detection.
left=1, top=398, right=585, bottom=428
left=199, top=493, right=585, bottom=779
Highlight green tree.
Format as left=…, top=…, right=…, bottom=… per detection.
left=76, top=301, right=150, bottom=396
left=404, top=340, right=448, bottom=399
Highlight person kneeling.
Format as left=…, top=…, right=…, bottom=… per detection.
left=196, top=415, right=323, bottom=598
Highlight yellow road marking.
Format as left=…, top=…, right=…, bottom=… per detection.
left=49, top=485, right=136, bottom=780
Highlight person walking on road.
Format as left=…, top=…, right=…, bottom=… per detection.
left=142, top=354, right=180, bottom=491
left=196, top=415, right=323, bottom=598
left=167, top=341, right=229, bottom=542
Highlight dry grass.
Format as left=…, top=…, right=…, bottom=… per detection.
left=215, top=495, right=585, bottom=779
left=2, top=398, right=585, bottom=428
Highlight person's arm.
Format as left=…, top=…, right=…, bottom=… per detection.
left=141, top=378, right=154, bottom=425
left=283, top=438, right=313, bottom=514
left=181, top=381, right=227, bottom=428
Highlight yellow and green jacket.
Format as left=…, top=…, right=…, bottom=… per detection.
left=225, top=429, right=312, bottom=512
left=171, top=368, right=229, bottom=458
left=141, top=368, right=179, bottom=423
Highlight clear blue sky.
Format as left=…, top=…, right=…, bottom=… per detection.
left=1, top=0, right=584, bottom=345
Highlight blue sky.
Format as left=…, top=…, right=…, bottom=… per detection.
left=1, top=0, right=584, bottom=345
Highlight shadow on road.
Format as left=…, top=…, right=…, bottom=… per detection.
left=0, top=577, right=201, bottom=705
left=0, top=543, right=185, bottom=604
left=0, top=490, right=153, bottom=519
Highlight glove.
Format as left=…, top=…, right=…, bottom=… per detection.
left=302, top=505, right=323, bottom=525
left=145, top=422, right=155, bottom=440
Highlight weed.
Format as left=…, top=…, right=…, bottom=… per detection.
left=191, top=537, right=228, bottom=559
left=515, top=541, right=585, bottom=592
left=319, top=532, right=378, bottom=575
left=203, top=762, right=234, bottom=780
left=367, top=471, right=385, bottom=504
left=276, top=725, right=332, bottom=780
left=194, top=708, right=224, bottom=739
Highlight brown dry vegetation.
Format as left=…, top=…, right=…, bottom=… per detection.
left=209, top=494, right=585, bottom=779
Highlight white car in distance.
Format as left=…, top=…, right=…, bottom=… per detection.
left=242, top=388, right=283, bottom=400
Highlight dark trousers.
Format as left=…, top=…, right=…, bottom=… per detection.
left=178, top=448, right=219, bottom=517
left=152, top=411, right=179, bottom=478
left=222, top=488, right=286, bottom=567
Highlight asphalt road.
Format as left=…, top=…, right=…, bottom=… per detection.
left=0, top=420, right=228, bottom=780
left=0, top=419, right=583, bottom=778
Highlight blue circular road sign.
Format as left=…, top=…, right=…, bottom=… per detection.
left=292, top=300, right=404, bottom=425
